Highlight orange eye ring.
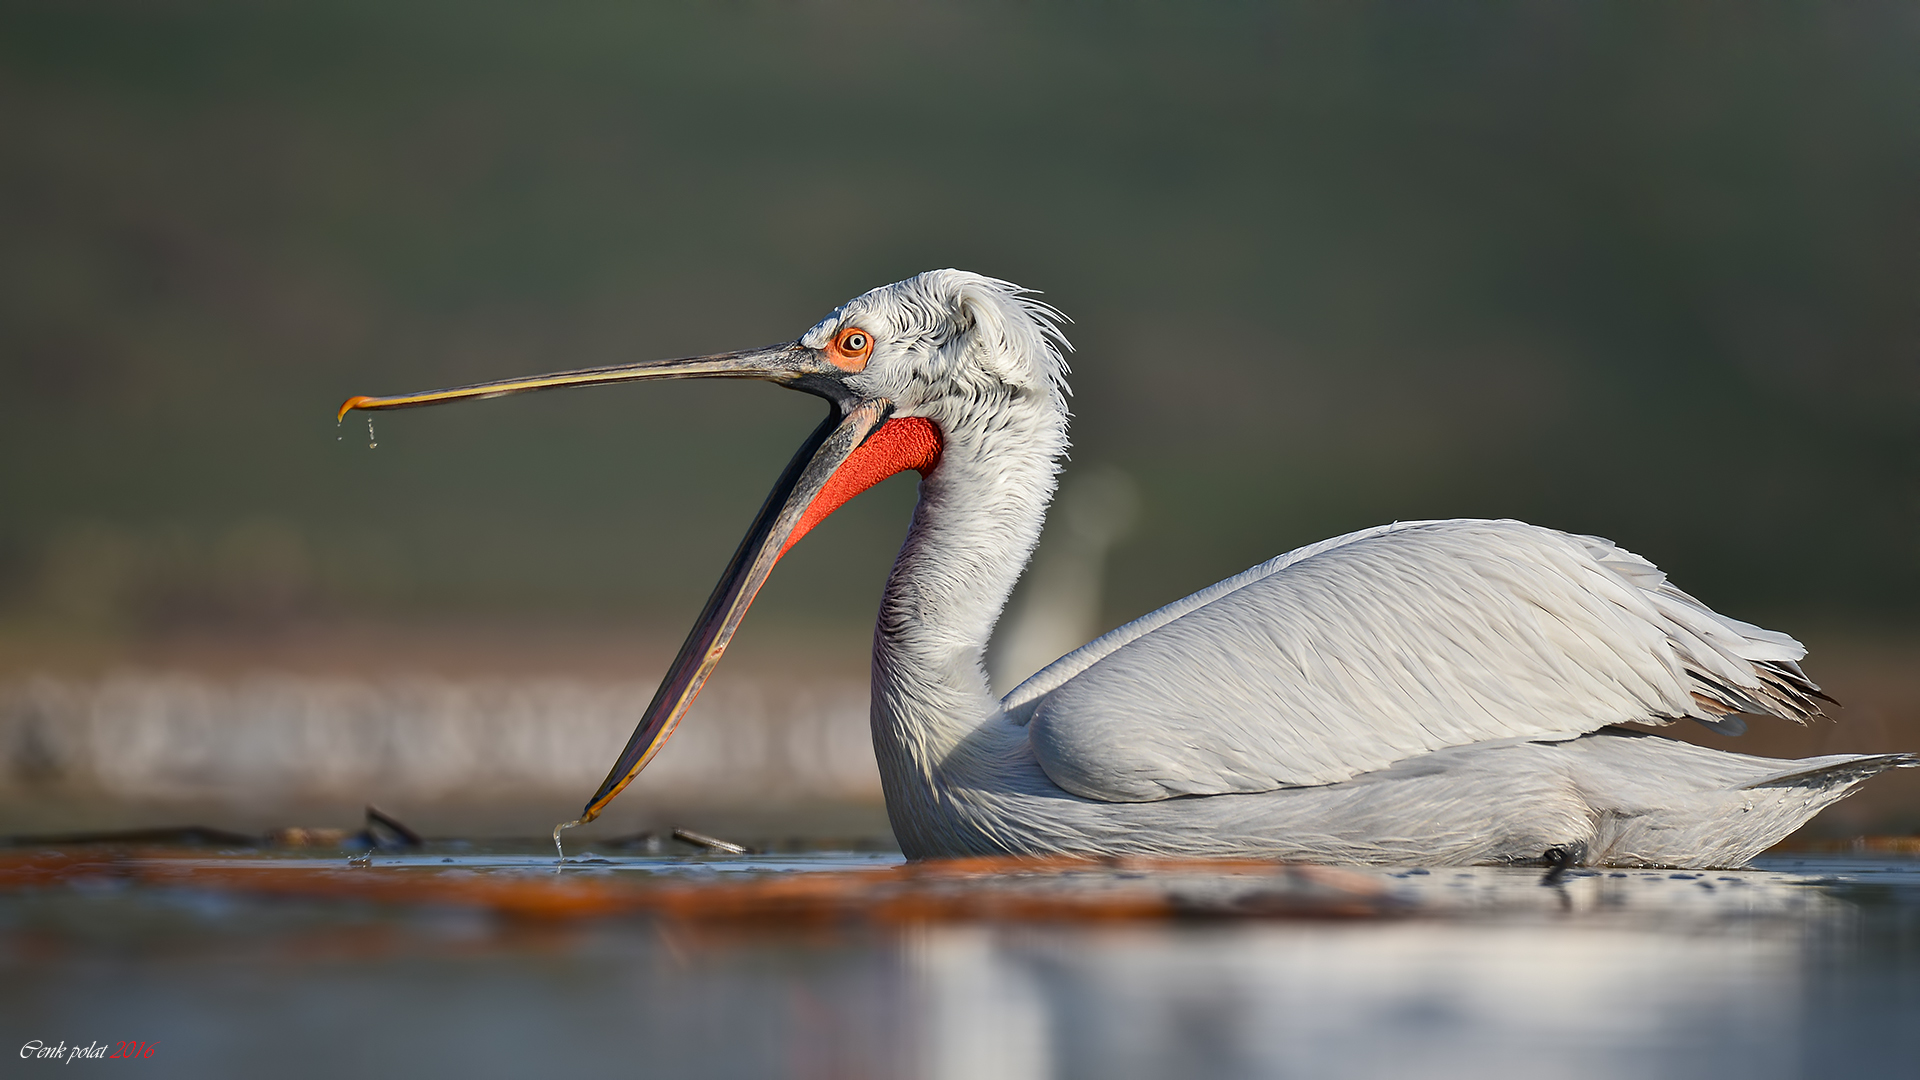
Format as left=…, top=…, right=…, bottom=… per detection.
left=828, top=326, right=874, bottom=371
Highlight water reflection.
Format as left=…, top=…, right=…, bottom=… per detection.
left=915, top=922, right=1799, bottom=1080
left=3, top=856, right=1915, bottom=1079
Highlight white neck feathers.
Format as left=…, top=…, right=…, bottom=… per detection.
left=869, top=378, right=1067, bottom=813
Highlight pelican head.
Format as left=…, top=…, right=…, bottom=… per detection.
left=340, top=270, right=1071, bottom=824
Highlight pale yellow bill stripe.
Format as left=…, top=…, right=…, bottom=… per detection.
left=337, top=351, right=797, bottom=423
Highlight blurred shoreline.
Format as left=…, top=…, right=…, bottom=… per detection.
left=0, top=619, right=889, bottom=843
left=2, top=619, right=1914, bottom=843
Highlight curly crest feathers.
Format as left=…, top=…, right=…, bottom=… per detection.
left=807, top=270, right=1072, bottom=409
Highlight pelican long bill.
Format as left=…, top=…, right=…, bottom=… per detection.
left=566, top=397, right=896, bottom=822
left=340, top=345, right=940, bottom=827
left=337, top=343, right=851, bottom=422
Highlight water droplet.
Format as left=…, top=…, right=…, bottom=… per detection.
left=553, top=818, right=582, bottom=871
left=366, top=416, right=378, bottom=450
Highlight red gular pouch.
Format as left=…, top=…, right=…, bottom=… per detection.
left=780, top=417, right=942, bottom=560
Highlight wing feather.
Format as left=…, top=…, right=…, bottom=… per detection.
left=1015, top=519, right=1824, bottom=803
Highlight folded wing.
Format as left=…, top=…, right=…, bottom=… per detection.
left=1007, top=519, right=1825, bottom=803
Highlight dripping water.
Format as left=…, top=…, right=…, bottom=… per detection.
left=553, top=817, right=582, bottom=871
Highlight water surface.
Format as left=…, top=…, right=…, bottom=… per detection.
left=4, top=848, right=1915, bottom=1079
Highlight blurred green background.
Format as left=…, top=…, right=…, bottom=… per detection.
left=3, top=1, right=1917, bottom=663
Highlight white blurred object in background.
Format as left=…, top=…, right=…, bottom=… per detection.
left=0, top=673, right=877, bottom=807
left=990, top=466, right=1140, bottom=695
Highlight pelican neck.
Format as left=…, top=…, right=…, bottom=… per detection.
left=868, top=387, right=1067, bottom=786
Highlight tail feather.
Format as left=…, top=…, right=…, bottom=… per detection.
left=1578, top=534, right=1829, bottom=728
left=1740, top=752, right=1918, bottom=791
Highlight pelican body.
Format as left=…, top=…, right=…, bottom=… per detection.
left=343, top=271, right=1911, bottom=868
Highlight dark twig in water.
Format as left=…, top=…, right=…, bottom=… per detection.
left=0, top=825, right=259, bottom=849
left=363, top=805, right=423, bottom=848
left=8, top=808, right=434, bottom=853
left=672, top=827, right=751, bottom=854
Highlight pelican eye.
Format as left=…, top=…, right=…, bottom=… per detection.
left=828, top=327, right=874, bottom=370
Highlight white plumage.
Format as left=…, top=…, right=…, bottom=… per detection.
left=1016, top=519, right=1822, bottom=801
left=836, top=272, right=1906, bottom=867
left=342, top=269, right=1913, bottom=869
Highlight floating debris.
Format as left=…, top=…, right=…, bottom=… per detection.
left=0, top=825, right=259, bottom=849
left=270, top=807, right=423, bottom=851
left=671, top=827, right=751, bottom=854
left=267, top=827, right=353, bottom=848
left=364, top=805, right=423, bottom=848
left=0, top=851, right=1399, bottom=923
left=1, top=807, right=427, bottom=853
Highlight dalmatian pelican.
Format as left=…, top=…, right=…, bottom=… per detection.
left=341, top=270, right=1911, bottom=868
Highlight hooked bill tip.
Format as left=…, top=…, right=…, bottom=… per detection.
left=337, top=395, right=374, bottom=423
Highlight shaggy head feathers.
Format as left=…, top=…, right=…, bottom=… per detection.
left=801, top=270, right=1073, bottom=418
